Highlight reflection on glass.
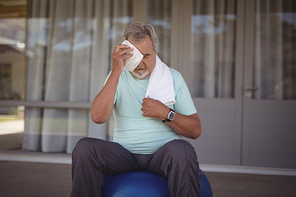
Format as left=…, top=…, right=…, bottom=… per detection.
left=26, top=0, right=133, bottom=102
left=23, top=0, right=135, bottom=153
left=0, top=19, right=26, bottom=100
left=0, top=106, right=24, bottom=151
left=190, top=0, right=236, bottom=98
left=147, top=0, right=171, bottom=65
left=24, top=107, right=90, bottom=153
left=253, top=0, right=296, bottom=100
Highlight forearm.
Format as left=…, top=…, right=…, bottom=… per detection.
left=141, top=98, right=201, bottom=139
left=91, top=71, right=120, bottom=124
left=167, top=112, right=201, bottom=139
left=91, top=43, right=133, bottom=124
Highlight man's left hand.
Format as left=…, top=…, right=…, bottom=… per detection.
left=141, top=97, right=169, bottom=120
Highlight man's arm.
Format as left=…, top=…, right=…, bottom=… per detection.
left=141, top=98, right=201, bottom=139
left=91, top=44, right=133, bottom=124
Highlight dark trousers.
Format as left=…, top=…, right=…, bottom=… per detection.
left=71, top=138, right=200, bottom=197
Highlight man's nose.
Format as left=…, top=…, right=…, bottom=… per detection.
left=138, top=58, right=145, bottom=66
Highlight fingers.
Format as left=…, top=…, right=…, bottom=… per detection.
left=112, top=44, right=133, bottom=63
left=113, top=44, right=133, bottom=56
left=141, top=98, right=149, bottom=116
left=142, top=97, right=158, bottom=107
left=141, top=106, right=149, bottom=117
left=141, top=98, right=170, bottom=120
left=112, top=44, right=134, bottom=72
left=141, top=98, right=153, bottom=111
left=141, top=98, right=161, bottom=118
left=142, top=97, right=153, bottom=103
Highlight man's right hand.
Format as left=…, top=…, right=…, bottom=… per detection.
left=112, top=44, right=133, bottom=74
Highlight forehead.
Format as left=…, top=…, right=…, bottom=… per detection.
left=128, top=36, right=154, bottom=55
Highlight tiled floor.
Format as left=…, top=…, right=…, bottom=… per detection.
left=0, top=159, right=296, bottom=197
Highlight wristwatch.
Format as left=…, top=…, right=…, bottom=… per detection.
left=162, top=108, right=175, bottom=123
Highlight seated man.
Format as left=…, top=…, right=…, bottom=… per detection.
left=71, top=22, right=202, bottom=197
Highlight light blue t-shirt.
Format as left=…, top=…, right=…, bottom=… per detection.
left=109, top=68, right=197, bottom=154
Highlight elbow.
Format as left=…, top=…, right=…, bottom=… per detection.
left=90, top=104, right=111, bottom=124
left=187, top=113, right=201, bottom=139
left=189, top=130, right=201, bottom=140
left=191, top=124, right=202, bottom=139
left=91, top=112, right=107, bottom=124
left=91, top=114, right=102, bottom=124
left=192, top=130, right=201, bottom=139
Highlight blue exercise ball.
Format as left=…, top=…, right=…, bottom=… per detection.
left=102, top=169, right=213, bottom=197
left=200, top=169, right=213, bottom=197
left=102, top=171, right=170, bottom=197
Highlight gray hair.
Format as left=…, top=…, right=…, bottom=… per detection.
left=123, top=22, right=159, bottom=54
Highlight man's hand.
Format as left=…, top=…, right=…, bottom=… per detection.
left=142, top=97, right=201, bottom=139
left=141, top=97, right=170, bottom=120
left=112, top=44, right=133, bottom=74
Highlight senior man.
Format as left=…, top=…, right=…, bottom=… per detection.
left=71, top=22, right=202, bottom=197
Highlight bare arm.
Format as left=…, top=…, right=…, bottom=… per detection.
left=141, top=98, right=201, bottom=139
left=91, top=44, right=133, bottom=124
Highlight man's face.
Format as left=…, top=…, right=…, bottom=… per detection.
left=128, top=36, right=156, bottom=79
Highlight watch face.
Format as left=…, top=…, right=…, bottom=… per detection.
left=168, top=111, right=175, bottom=120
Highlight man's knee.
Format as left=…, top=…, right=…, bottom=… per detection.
left=73, top=137, right=92, bottom=155
left=163, top=139, right=197, bottom=159
left=72, top=137, right=105, bottom=161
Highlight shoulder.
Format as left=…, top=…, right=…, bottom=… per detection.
left=112, top=70, right=132, bottom=82
left=169, top=67, right=185, bottom=85
left=105, top=70, right=130, bottom=85
left=169, top=67, right=181, bottom=77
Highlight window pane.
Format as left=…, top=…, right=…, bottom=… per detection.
left=0, top=19, right=26, bottom=100
left=147, top=0, right=172, bottom=65
left=190, top=0, right=236, bottom=98
left=0, top=106, right=24, bottom=151
left=23, top=107, right=90, bottom=153
left=26, top=0, right=134, bottom=102
left=253, top=0, right=296, bottom=100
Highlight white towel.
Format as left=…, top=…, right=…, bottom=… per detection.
left=121, top=40, right=144, bottom=72
left=146, top=56, right=175, bottom=106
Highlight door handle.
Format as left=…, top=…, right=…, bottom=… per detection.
left=245, top=87, right=259, bottom=91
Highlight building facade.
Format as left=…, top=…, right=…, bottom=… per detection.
left=0, top=0, right=295, bottom=169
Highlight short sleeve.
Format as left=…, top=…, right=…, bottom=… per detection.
left=172, top=70, right=197, bottom=116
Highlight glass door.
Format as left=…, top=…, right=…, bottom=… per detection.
left=242, top=0, right=296, bottom=168
left=182, top=0, right=245, bottom=165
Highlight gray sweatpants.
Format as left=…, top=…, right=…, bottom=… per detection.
left=71, top=138, right=200, bottom=197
